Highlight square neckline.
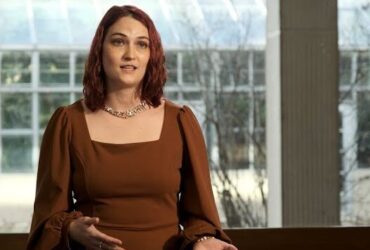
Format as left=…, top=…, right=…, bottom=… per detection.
left=79, top=99, right=167, bottom=146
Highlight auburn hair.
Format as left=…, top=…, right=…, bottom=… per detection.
left=82, top=5, right=167, bottom=111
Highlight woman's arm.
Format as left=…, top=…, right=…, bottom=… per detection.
left=178, top=106, right=236, bottom=250
left=27, top=107, right=83, bottom=250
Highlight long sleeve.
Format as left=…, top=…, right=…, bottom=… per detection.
left=178, top=105, right=231, bottom=249
left=27, top=107, right=83, bottom=250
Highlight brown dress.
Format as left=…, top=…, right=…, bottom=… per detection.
left=27, top=99, right=231, bottom=250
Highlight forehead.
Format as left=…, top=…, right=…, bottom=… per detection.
left=107, top=16, right=149, bottom=37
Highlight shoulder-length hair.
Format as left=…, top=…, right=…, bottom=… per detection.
left=83, top=5, right=166, bottom=111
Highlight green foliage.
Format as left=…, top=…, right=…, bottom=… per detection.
left=1, top=93, right=31, bottom=129
left=1, top=136, right=32, bottom=173
left=1, top=52, right=31, bottom=85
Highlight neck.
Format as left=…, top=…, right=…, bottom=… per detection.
left=105, top=86, right=142, bottom=110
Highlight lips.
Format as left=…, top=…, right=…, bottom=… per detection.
left=120, top=65, right=137, bottom=70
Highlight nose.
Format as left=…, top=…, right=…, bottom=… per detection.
left=123, top=43, right=135, bottom=60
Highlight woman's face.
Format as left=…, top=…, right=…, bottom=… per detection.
left=102, top=16, right=150, bottom=90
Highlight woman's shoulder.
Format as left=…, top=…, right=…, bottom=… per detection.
left=66, top=98, right=84, bottom=112
left=164, top=99, right=200, bottom=130
left=164, top=98, right=181, bottom=109
left=164, top=98, right=193, bottom=114
left=46, top=99, right=84, bottom=127
left=56, top=98, right=85, bottom=119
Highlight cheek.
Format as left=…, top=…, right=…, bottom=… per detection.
left=141, top=53, right=150, bottom=70
left=102, top=48, right=119, bottom=74
left=103, top=50, right=115, bottom=64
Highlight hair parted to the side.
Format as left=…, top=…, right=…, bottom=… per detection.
left=82, top=5, right=167, bottom=111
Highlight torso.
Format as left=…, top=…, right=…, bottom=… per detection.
left=67, top=98, right=184, bottom=250
left=81, top=99, right=166, bottom=144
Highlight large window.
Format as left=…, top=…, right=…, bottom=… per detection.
left=0, top=48, right=267, bottom=231
left=0, top=51, right=80, bottom=232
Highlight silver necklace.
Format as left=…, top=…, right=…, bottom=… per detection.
left=102, top=101, right=147, bottom=119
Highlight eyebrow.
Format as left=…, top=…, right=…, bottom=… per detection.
left=110, top=32, right=149, bottom=40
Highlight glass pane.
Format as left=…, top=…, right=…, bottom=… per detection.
left=220, top=51, right=235, bottom=86
left=254, top=94, right=266, bottom=169
left=1, top=136, right=32, bottom=173
left=339, top=1, right=370, bottom=226
left=165, top=52, right=178, bottom=85
left=131, top=0, right=179, bottom=47
left=221, top=95, right=251, bottom=171
left=1, top=93, right=32, bottom=129
left=183, top=69, right=198, bottom=84
left=67, top=1, right=97, bottom=44
left=220, top=68, right=233, bottom=87
left=340, top=92, right=370, bottom=225
left=0, top=2, right=31, bottom=44
left=167, top=70, right=178, bottom=86
left=253, top=51, right=265, bottom=86
left=1, top=52, right=31, bottom=85
left=211, top=92, right=267, bottom=227
left=220, top=51, right=249, bottom=86
left=73, top=92, right=84, bottom=101
left=357, top=52, right=370, bottom=85
left=357, top=92, right=370, bottom=169
left=39, top=93, right=70, bottom=129
left=164, top=91, right=178, bottom=100
left=33, top=0, right=71, bottom=44
left=199, top=3, right=238, bottom=46
left=75, top=54, right=87, bottom=86
left=236, top=69, right=249, bottom=86
left=340, top=52, right=352, bottom=86
left=182, top=52, right=198, bottom=85
left=254, top=70, right=264, bottom=86
left=40, top=53, right=69, bottom=85
left=183, top=91, right=202, bottom=101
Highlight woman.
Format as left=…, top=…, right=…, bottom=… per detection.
left=27, top=5, right=237, bottom=250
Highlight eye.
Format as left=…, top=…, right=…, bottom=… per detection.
left=137, top=41, right=149, bottom=49
left=111, top=38, right=126, bottom=46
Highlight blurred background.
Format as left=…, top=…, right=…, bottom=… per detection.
left=0, top=0, right=369, bottom=233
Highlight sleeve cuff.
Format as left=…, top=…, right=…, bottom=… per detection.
left=61, top=211, right=84, bottom=249
left=179, top=225, right=232, bottom=250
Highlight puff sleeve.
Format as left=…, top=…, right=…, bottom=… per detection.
left=178, top=106, right=231, bottom=249
left=27, top=107, right=83, bottom=250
